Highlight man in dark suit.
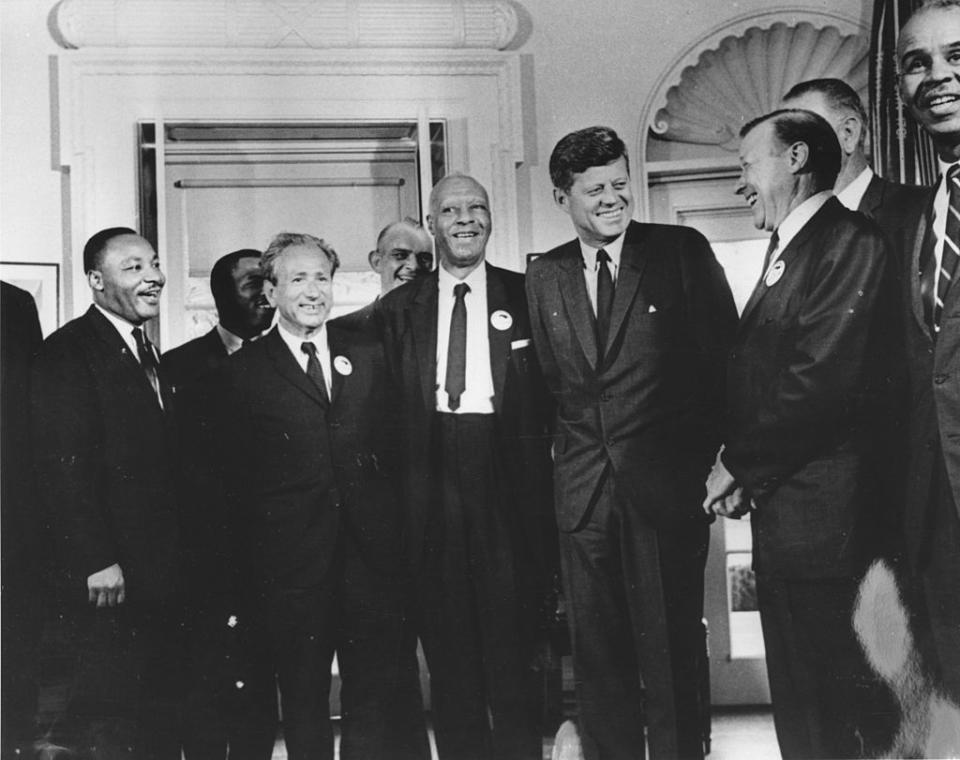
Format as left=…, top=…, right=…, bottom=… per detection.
left=526, top=126, right=737, bottom=760
left=1, top=281, right=44, bottom=755
left=377, top=174, right=555, bottom=760
left=214, top=232, right=413, bottom=760
left=162, top=249, right=277, bottom=760
left=895, top=0, right=960, bottom=705
left=704, top=109, right=899, bottom=758
left=31, top=227, right=181, bottom=758
left=368, top=218, right=433, bottom=298
left=337, top=218, right=435, bottom=760
left=781, top=79, right=928, bottom=567
left=782, top=78, right=929, bottom=244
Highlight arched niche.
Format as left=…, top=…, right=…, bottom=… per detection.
left=636, top=8, right=868, bottom=219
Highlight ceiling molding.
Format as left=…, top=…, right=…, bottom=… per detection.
left=50, top=0, right=522, bottom=50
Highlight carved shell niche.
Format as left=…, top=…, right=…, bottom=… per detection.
left=651, top=22, right=868, bottom=151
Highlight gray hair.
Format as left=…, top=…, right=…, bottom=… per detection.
left=261, top=232, right=339, bottom=283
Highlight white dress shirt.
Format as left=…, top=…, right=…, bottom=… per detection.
left=579, top=232, right=626, bottom=315
left=930, top=158, right=960, bottom=295
left=276, top=321, right=332, bottom=398
left=216, top=323, right=245, bottom=356
left=763, top=190, right=833, bottom=278
left=835, top=167, right=874, bottom=212
left=435, top=263, right=495, bottom=414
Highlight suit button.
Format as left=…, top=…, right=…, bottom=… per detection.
left=935, top=374, right=949, bottom=385
left=607, top=438, right=615, bottom=447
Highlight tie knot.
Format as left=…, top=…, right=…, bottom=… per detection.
left=453, top=282, right=470, bottom=299
left=597, top=249, right=611, bottom=265
left=300, top=341, right=318, bottom=357
left=769, top=230, right=780, bottom=248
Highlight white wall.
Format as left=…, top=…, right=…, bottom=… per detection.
left=1, top=0, right=869, bottom=319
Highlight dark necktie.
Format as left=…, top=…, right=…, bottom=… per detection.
left=300, top=341, right=329, bottom=402
left=132, top=326, right=162, bottom=405
left=924, top=165, right=960, bottom=333
left=760, top=230, right=780, bottom=285
left=595, top=249, right=614, bottom=354
left=445, top=282, right=469, bottom=411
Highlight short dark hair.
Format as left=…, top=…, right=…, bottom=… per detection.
left=740, top=109, right=841, bottom=191
left=261, top=232, right=339, bottom=283
left=210, top=248, right=262, bottom=312
left=549, top=126, right=629, bottom=192
left=82, top=227, right=137, bottom=273
left=783, top=78, right=868, bottom=144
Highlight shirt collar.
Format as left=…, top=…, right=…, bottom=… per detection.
left=835, top=167, right=874, bottom=211
left=438, top=260, right=486, bottom=296
left=93, top=303, right=142, bottom=354
left=579, top=231, right=626, bottom=270
left=216, top=323, right=245, bottom=355
left=937, top=157, right=960, bottom=193
left=276, top=320, right=328, bottom=356
left=776, top=190, right=833, bottom=252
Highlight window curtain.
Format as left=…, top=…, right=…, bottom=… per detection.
left=870, top=0, right=938, bottom=185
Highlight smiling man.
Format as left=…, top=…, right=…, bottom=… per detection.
left=214, top=231, right=420, bottom=760
left=896, top=0, right=960, bottom=706
left=162, top=248, right=278, bottom=760
left=704, top=109, right=899, bottom=758
left=31, top=227, right=182, bottom=758
left=377, top=174, right=556, bottom=760
left=369, top=218, right=433, bottom=294
left=525, top=126, right=737, bottom=760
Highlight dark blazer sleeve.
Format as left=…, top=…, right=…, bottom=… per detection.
left=723, top=222, right=893, bottom=499
left=32, top=334, right=117, bottom=585
left=678, top=227, right=739, bottom=464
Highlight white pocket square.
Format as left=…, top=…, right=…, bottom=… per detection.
left=648, top=304, right=658, bottom=313
left=511, top=338, right=531, bottom=349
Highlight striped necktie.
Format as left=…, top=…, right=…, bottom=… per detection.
left=932, top=165, right=960, bottom=332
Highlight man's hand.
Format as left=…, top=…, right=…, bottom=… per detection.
left=703, top=456, right=738, bottom=514
left=87, top=563, right=125, bottom=607
left=712, top=485, right=751, bottom=519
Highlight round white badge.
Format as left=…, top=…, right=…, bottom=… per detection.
left=491, top=310, right=513, bottom=331
left=333, top=355, right=353, bottom=376
left=765, top=260, right=785, bottom=287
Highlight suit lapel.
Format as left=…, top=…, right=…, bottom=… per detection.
left=740, top=199, right=839, bottom=327
left=911, top=204, right=935, bottom=338
left=605, top=230, right=646, bottom=357
left=557, top=242, right=600, bottom=368
left=263, top=328, right=327, bottom=407
left=409, top=273, right=439, bottom=412
left=486, top=264, right=511, bottom=416
left=326, top=323, right=346, bottom=406
left=85, top=307, right=166, bottom=411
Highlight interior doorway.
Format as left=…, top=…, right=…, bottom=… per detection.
left=138, top=120, right=447, bottom=349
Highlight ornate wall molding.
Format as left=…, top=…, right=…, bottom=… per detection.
left=640, top=8, right=869, bottom=154
left=51, top=0, right=521, bottom=50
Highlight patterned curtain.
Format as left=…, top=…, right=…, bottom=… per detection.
left=870, top=0, right=938, bottom=185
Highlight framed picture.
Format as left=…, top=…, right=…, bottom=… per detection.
left=0, top=261, right=60, bottom=337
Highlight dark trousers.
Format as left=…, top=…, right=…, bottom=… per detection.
left=418, top=413, right=540, bottom=760
left=756, top=574, right=898, bottom=759
left=261, top=540, right=418, bottom=760
left=559, top=472, right=708, bottom=760
left=50, top=599, right=183, bottom=760
left=180, top=594, right=278, bottom=760
left=914, top=452, right=960, bottom=704
left=1, top=579, right=44, bottom=755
